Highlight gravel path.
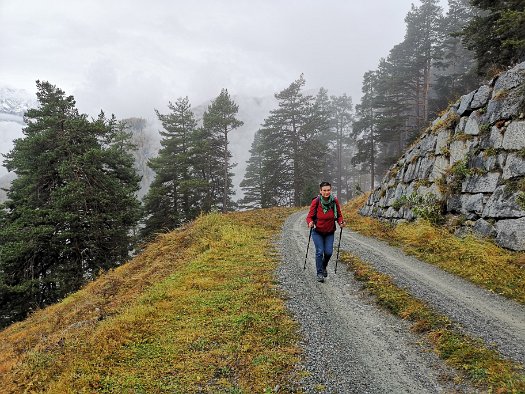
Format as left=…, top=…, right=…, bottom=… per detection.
left=275, top=211, right=524, bottom=393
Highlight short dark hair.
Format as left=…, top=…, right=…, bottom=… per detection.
left=319, top=181, right=331, bottom=189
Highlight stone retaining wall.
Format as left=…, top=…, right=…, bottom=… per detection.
left=360, top=62, right=525, bottom=251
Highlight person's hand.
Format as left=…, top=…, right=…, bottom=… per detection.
left=308, top=221, right=315, bottom=228
left=339, top=221, right=346, bottom=228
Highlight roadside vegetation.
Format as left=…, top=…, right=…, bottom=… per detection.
left=0, top=208, right=300, bottom=393
left=342, top=194, right=525, bottom=305
left=341, top=253, right=525, bottom=392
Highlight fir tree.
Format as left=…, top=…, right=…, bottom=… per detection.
left=240, top=76, right=334, bottom=207
left=141, top=97, right=197, bottom=240
left=353, top=71, right=380, bottom=190
left=0, top=81, right=140, bottom=327
left=330, top=94, right=353, bottom=201
left=202, top=89, right=243, bottom=213
left=462, top=0, right=525, bottom=75
left=239, top=130, right=266, bottom=209
left=432, top=0, right=480, bottom=113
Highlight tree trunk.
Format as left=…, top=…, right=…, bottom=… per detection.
left=370, top=126, right=375, bottom=190
left=423, top=57, right=431, bottom=123
left=337, top=122, right=342, bottom=201
left=223, top=128, right=228, bottom=213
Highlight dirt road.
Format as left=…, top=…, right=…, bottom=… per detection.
left=276, top=211, right=525, bottom=393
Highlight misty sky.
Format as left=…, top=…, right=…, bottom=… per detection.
left=1, top=0, right=448, bottom=118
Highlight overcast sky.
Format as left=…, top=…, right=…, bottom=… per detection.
left=1, top=0, right=449, bottom=119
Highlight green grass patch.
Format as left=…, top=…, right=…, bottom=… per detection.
left=342, top=253, right=525, bottom=392
left=342, top=194, right=525, bottom=305
left=0, top=208, right=301, bottom=393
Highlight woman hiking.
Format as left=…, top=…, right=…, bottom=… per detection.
left=306, top=182, right=345, bottom=282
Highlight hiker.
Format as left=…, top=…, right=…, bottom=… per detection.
left=306, top=181, right=345, bottom=282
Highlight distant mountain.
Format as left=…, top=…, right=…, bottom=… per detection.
left=0, top=86, right=37, bottom=121
left=0, top=86, right=36, bottom=195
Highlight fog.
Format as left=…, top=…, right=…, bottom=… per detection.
left=0, top=0, right=448, bottom=196
left=1, top=0, right=447, bottom=117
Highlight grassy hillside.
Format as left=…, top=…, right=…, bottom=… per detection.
left=1, top=196, right=523, bottom=393
left=0, top=208, right=300, bottom=393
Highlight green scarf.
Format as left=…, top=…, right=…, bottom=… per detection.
left=319, top=194, right=337, bottom=219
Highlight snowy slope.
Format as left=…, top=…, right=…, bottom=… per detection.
left=0, top=86, right=35, bottom=182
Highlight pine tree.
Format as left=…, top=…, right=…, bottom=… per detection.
left=353, top=71, right=380, bottom=190
left=373, top=55, right=413, bottom=168
left=432, top=0, right=480, bottom=114
left=141, top=97, right=197, bottom=240
left=404, top=0, right=444, bottom=126
left=239, top=130, right=266, bottom=209
left=187, top=125, right=220, bottom=213
left=330, top=94, right=353, bottom=201
left=240, top=76, right=333, bottom=207
left=0, top=81, right=141, bottom=327
left=462, top=0, right=525, bottom=75
left=299, top=87, right=332, bottom=204
left=202, top=89, right=243, bottom=213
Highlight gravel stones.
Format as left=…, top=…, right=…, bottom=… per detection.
left=275, top=212, right=481, bottom=393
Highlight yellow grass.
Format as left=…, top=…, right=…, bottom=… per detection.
left=0, top=208, right=301, bottom=393
left=342, top=194, right=525, bottom=304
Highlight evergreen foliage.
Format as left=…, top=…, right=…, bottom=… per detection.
left=202, top=89, right=243, bottom=213
left=239, top=131, right=267, bottom=209
left=352, top=0, right=482, bottom=188
left=462, top=0, right=525, bottom=75
left=240, top=75, right=355, bottom=207
left=0, top=81, right=141, bottom=327
left=353, top=71, right=377, bottom=189
left=141, top=97, right=197, bottom=240
left=330, top=93, right=353, bottom=200
left=432, top=0, right=480, bottom=111
left=141, top=91, right=242, bottom=238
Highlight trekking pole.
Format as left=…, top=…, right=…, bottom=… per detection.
left=334, top=227, right=343, bottom=274
left=303, top=227, right=313, bottom=270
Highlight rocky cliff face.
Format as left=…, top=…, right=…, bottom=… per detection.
left=360, top=62, right=525, bottom=251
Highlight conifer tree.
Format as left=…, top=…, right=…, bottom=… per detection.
left=404, top=0, right=444, bottom=126
left=330, top=94, right=353, bottom=201
left=141, top=97, right=197, bottom=240
left=432, top=0, right=480, bottom=113
left=462, top=0, right=525, bottom=75
left=202, top=89, right=243, bottom=213
left=0, top=81, right=140, bottom=327
left=240, top=76, right=333, bottom=207
left=298, top=87, right=333, bottom=204
left=239, top=130, right=266, bottom=209
left=353, top=71, right=380, bottom=190
left=188, top=125, right=219, bottom=213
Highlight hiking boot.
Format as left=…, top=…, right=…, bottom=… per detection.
left=322, top=268, right=328, bottom=278
left=317, top=274, right=325, bottom=283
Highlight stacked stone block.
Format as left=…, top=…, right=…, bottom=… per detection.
left=360, top=62, right=525, bottom=251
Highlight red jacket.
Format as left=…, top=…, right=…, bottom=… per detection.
left=306, top=196, right=344, bottom=234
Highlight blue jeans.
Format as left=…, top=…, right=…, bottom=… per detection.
left=312, top=230, right=334, bottom=275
